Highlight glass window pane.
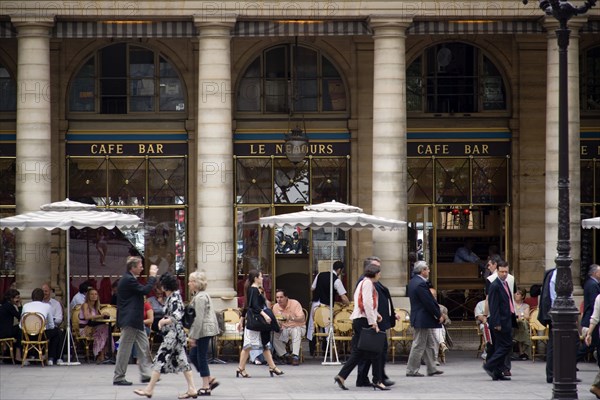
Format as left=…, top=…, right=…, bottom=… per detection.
left=237, top=78, right=261, bottom=111
left=235, top=158, right=272, bottom=204
left=0, top=211, right=16, bottom=271
left=130, top=47, right=155, bottom=77
left=595, top=161, right=600, bottom=203
left=407, top=57, right=422, bottom=112
left=265, top=47, right=287, bottom=79
left=265, top=79, right=287, bottom=112
left=159, top=56, right=178, bottom=78
left=274, top=159, right=309, bottom=204
left=472, top=158, right=508, bottom=204
left=295, top=79, right=317, bottom=111
left=70, top=78, right=95, bottom=111
left=408, top=158, right=434, bottom=204
left=581, top=160, right=594, bottom=204
left=322, top=78, right=346, bottom=111
left=322, top=57, right=340, bottom=78
left=0, top=159, right=15, bottom=205
left=148, top=158, right=186, bottom=205
left=295, top=46, right=317, bottom=78
left=159, top=77, right=184, bottom=111
left=311, top=158, right=347, bottom=203
left=482, top=56, right=506, bottom=111
left=0, top=65, right=16, bottom=111
left=107, top=158, right=146, bottom=206
left=68, top=157, right=108, bottom=205
left=583, top=46, right=600, bottom=111
left=435, top=158, right=470, bottom=204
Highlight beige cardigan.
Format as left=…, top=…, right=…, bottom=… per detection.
left=188, top=291, right=220, bottom=339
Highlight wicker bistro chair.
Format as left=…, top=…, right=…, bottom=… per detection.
left=332, top=308, right=353, bottom=359
left=529, top=308, right=549, bottom=362
left=0, top=337, right=16, bottom=364
left=312, top=304, right=332, bottom=357
left=389, top=308, right=413, bottom=363
left=71, top=305, right=94, bottom=363
left=216, top=308, right=243, bottom=359
left=20, top=312, right=49, bottom=367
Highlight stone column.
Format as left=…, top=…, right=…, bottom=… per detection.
left=11, top=18, right=54, bottom=298
left=544, top=17, right=584, bottom=293
left=194, top=16, right=237, bottom=307
left=369, top=17, right=411, bottom=299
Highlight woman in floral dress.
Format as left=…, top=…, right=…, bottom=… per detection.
left=134, top=273, right=197, bottom=399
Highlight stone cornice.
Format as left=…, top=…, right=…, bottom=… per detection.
left=10, top=16, right=54, bottom=37
left=369, top=16, right=412, bottom=38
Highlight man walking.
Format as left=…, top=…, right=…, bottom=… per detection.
left=406, top=261, right=444, bottom=377
left=483, top=262, right=515, bottom=381
left=578, top=264, right=600, bottom=365
left=113, top=256, right=158, bottom=386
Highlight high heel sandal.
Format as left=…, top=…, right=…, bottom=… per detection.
left=208, top=378, right=220, bottom=391
left=334, top=375, right=348, bottom=390
left=236, top=368, right=250, bottom=378
left=177, top=391, right=198, bottom=399
left=269, top=367, right=284, bottom=377
left=372, top=382, right=391, bottom=391
left=133, top=389, right=153, bottom=398
left=197, top=388, right=211, bottom=396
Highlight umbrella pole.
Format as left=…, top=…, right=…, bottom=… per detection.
left=322, top=227, right=340, bottom=366
left=61, top=231, right=80, bottom=366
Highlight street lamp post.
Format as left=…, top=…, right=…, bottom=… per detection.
left=522, top=1, right=596, bottom=399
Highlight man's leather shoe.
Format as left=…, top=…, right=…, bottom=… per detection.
left=590, top=385, right=600, bottom=399
left=382, top=379, right=395, bottom=386
left=427, top=370, right=444, bottom=376
left=113, top=380, right=133, bottom=386
left=141, top=377, right=151, bottom=383
left=503, top=370, right=512, bottom=377
left=495, top=375, right=511, bottom=381
left=406, top=372, right=424, bottom=377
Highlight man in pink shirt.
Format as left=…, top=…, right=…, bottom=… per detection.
left=272, top=289, right=306, bottom=365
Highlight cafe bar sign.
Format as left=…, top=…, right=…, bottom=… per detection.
left=407, top=140, right=511, bottom=157
left=66, top=142, right=188, bottom=156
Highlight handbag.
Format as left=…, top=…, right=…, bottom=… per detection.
left=245, top=308, right=272, bottom=331
left=182, top=304, right=196, bottom=329
left=357, top=327, right=386, bottom=353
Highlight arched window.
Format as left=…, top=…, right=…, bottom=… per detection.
left=0, top=63, right=16, bottom=112
left=236, top=44, right=346, bottom=113
left=69, top=43, right=185, bottom=114
left=581, top=45, right=600, bottom=112
left=407, top=42, right=507, bottom=114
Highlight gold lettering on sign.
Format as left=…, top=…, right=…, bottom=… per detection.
left=138, top=144, right=165, bottom=154
left=416, top=144, right=449, bottom=155
left=581, top=146, right=588, bottom=156
left=90, top=144, right=124, bottom=154
left=464, top=144, right=489, bottom=155
left=250, top=144, right=266, bottom=155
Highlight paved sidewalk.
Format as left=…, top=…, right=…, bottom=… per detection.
left=0, top=351, right=596, bottom=400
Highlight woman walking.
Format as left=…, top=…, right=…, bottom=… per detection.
left=134, top=273, right=197, bottom=399
left=334, top=262, right=389, bottom=391
left=236, top=269, right=284, bottom=378
left=188, top=271, right=221, bottom=396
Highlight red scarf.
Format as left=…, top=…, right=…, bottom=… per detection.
left=358, top=280, right=378, bottom=312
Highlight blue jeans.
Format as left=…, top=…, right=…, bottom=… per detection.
left=189, top=336, right=211, bottom=377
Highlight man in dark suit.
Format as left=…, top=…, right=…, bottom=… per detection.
left=578, top=264, right=600, bottom=365
left=356, top=257, right=399, bottom=387
left=406, top=261, right=444, bottom=377
left=483, top=261, right=515, bottom=381
left=113, top=256, right=158, bottom=386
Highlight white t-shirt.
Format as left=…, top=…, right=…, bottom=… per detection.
left=21, top=301, right=54, bottom=329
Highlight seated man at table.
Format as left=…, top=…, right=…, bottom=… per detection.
left=272, top=289, right=306, bottom=365
left=21, top=288, right=62, bottom=365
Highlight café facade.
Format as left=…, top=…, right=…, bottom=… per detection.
left=0, top=1, right=599, bottom=314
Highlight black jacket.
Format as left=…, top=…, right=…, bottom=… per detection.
left=538, top=268, right=556, bottom=327
left=116, top=272, right=157, bottom=330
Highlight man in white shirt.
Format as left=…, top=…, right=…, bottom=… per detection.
left=42, top=283, right=63, bottom=327
left=70, top=281, right=90, bottom=310
left=21, top=288, right=62, bottom=365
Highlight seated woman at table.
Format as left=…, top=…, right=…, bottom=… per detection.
left=79, top=288, right=111, bottom=363
left=0, top=289, right=23, bottom=362
left=513, top=288, right=532, bottom=360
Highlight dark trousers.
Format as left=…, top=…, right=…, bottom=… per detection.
left=44, top=328, right=63, bottom=361
left=189, top=336, right=212, bottom=377
left=546, top=328, right=554, bottom=382
left=485, top=327, right=512, bottom=376
left=337, top=318, right=381, bottom=384
left=356, top=339, right=389, bottom=385
left=577, top=326, right=600, bottom=367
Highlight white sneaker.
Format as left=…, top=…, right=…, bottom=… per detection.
left=56, top=359, right=64, bottom=365
left=47, top=360, right=54, bottom=366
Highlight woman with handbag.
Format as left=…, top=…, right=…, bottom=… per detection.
left=334, top=262, right=390, bottom=391
left=134, top=273, right=198, bottom=399
left=236, top=269, right=284, bottom=378
left=187, top=270, right=221, bottom=396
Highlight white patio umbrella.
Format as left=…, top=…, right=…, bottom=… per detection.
left=259, top=200, right=405, bottom=365
left=0, top=198, right=140, bottom=365
left=582, top=217, right=600, bottom=229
